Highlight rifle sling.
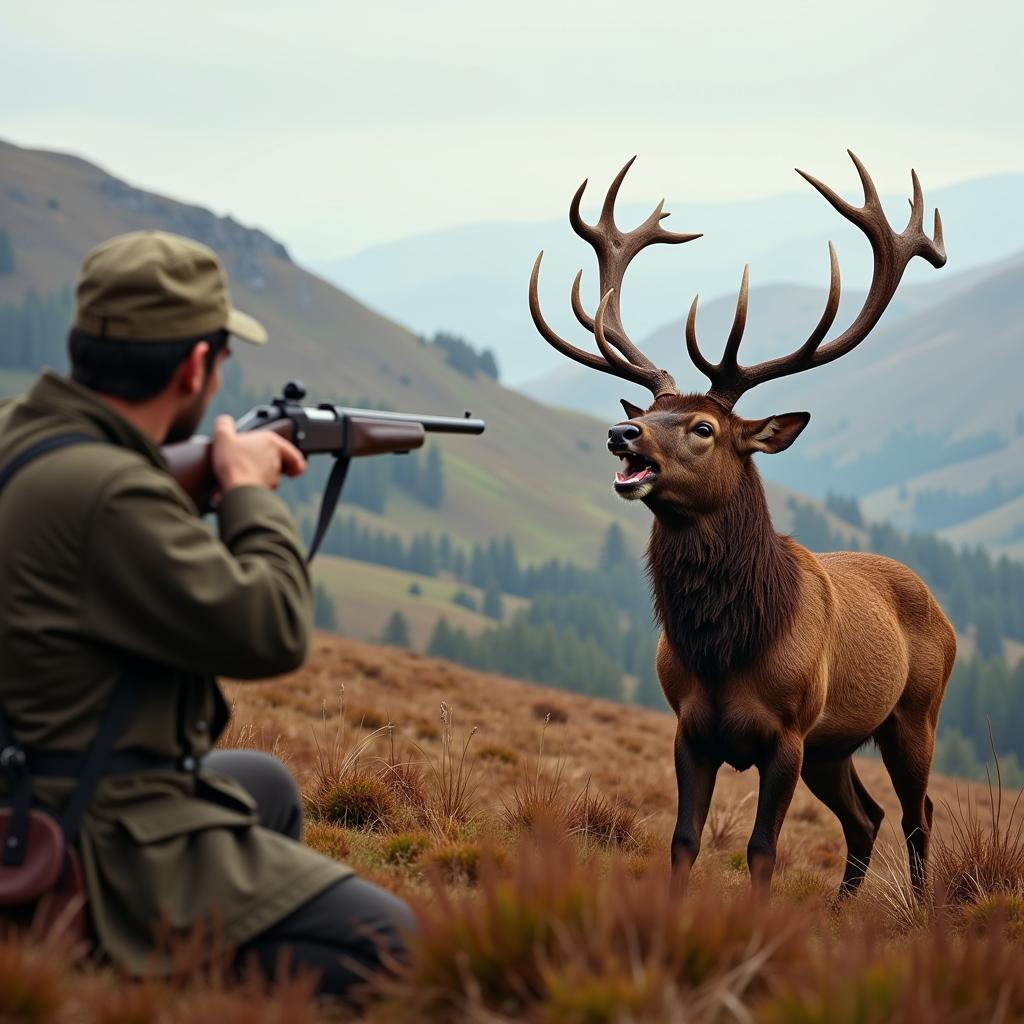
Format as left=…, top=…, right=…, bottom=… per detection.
left=306, top=454, right=350, bottom=564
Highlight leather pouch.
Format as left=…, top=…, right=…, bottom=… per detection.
left=0, top=804, right=87, bottom=941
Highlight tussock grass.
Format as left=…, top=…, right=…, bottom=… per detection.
left=421, top=842, right=490, bottom=885
left=370, top=829, right=814, bottom=1022
left=319, top=775, right=395, bottom=830
left=415, top=702, right=481, bottom=840
left=10, top=634, right=1024, bottom=1022
left=303, top=821, right=350, bottom=861
left=933, top=751, right=1024, bottom=909
left=476, top=742, right=518, bottom=764
left=706, top=791, right=754, bottom=850
left=565, top=782, right=643, bottom=849
left=382, top=832, right=432, bottom=867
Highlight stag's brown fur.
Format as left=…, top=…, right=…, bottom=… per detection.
left=626, top=394, right=956, bottom=898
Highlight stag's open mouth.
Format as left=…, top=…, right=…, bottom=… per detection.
left=614, top=452, right=658, bottom=492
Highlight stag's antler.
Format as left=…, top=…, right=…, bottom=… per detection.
left=530, top=157, right=701, bottom=400
left=687, top=151, right=946, bottom=410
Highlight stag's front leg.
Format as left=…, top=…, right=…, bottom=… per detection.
left=671, top=720, right=720, bottom=893
left=747, top=731, right=803, bottom=898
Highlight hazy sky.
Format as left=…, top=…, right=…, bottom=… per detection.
left=3, top=0, right=1021, bottom=264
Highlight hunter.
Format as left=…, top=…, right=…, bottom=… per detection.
left=0, top=230, right=415, bottom=993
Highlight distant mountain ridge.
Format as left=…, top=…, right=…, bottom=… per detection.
left=316, top=170, right=1024, bottom=385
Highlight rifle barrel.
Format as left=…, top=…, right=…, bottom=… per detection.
left=328, top=406, right=485, bottom=435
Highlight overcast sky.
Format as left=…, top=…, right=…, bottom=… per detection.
left=3, top=0, right=1021, bottom=264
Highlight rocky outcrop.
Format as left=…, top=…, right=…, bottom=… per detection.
left=98, top=178, right=290, bottom=293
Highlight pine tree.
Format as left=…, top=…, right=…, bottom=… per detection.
left=381, top=610, right=411, bottom=649
left=428, top=617, right=456, bottom=658
left=392, top=449, right=421, bottom=491
left=599, top=522, right=629, bottom=571
left=313, top=583, right=338, bottom=632
left=469, top=544, right=489, bottom=588
left=483, top=580, right=504, bottom=621
left=422, top=445, right=444, bottom=508
left=451, top=590, right=477, bottom=611
left=0, top=229, right=14, bottom=275
left=479, top=349, right=500, bottom=380
left=975, top=602, right=1004, bottom=660
left=438, top=533, right=453, bottom=571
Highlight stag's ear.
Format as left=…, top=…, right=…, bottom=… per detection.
left=741, top=412, right=810, bottom=454
left=620, top=399, right=646, bottom=420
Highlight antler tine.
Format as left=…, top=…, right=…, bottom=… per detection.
left=571, top=268, right=656, bottom=367
left=569, top=179, right=597, bottom=244
left=720, top=265, right=750, bottom=372
left=570, top=270, right=594, bottom=332
left=565, top=158, right=701, bottom=379
left=685, top=295, right=717, bottom=379
left=793, top=241, right=842, bottom=358
left=693, top=154, right=946, bottom=409
left=597, top=156, right=637, bottom=230
left=907, top=169, right=925, bottom=233
left=849, top=149, right=883, bottom=210
left=530, top=252, right=678, bottom=395
left=595, top=289, right=678, bottom=397
left=530, top=252, right=614, bottom=375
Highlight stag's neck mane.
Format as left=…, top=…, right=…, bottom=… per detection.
left=647, top=462, right=800, bottom=683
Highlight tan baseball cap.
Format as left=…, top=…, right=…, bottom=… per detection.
left=73, top=230, right=267, bottom=345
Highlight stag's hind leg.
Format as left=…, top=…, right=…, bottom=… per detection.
left=876, top=710, right=937, bottom=899
left=801, top=755, right=884, bottom=899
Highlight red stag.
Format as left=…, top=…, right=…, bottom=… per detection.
left=530, top=153, right=957, bottom=900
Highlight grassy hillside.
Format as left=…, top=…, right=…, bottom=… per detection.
left=0, top=139, right=641, bottom=566
left=0, top=138, right=865, bottom=651
left=313, top=554, right=528, bottom=648
left=8, top=631, right=1024, bottom=1020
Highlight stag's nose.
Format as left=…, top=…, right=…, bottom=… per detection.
left=608, top=423, right=642, bottom=449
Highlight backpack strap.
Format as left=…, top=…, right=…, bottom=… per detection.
left=0, top=432, right=133, bottom=865
left=0, top=433, right=99, bottom=491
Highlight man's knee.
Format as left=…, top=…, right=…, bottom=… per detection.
left=341, top=877, right=419, bottom=958
left=205, top=749, right=303, bottom=839
left=239, top=876, right=419, bottom=998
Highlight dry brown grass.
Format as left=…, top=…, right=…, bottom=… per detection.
left=10, top=632, right=1024, bottom=1021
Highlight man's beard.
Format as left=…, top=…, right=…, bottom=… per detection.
left=164, top=380, right=212, bottom=444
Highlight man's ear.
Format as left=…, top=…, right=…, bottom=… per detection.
left=178, top=341, right=210, bottom=396
left=620, top=399, right=645, bottom=420
left=741, top=411, right=810, bottom=454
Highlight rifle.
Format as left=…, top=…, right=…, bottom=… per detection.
left=163, top=380, right=486, bottom=560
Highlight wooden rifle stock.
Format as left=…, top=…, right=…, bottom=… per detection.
left=163, top=417, right=427, bottom=510
left=163, top=419, right=295, bottom=511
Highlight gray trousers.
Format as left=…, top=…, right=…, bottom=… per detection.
left=205, top=749, right=416, bottom=997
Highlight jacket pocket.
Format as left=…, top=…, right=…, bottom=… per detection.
left=116, top=798, right=257, bottom=844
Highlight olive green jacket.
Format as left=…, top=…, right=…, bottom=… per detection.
left=0, top=371, right=350, bottom=974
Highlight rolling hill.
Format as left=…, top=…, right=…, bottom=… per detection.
left=0, top=138, right=862, bottom=647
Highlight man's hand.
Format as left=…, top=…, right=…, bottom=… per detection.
left=212, top=415, right=307, bottom=493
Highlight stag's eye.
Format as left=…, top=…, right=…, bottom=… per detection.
left=693, top=422, right=714, bottom=438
